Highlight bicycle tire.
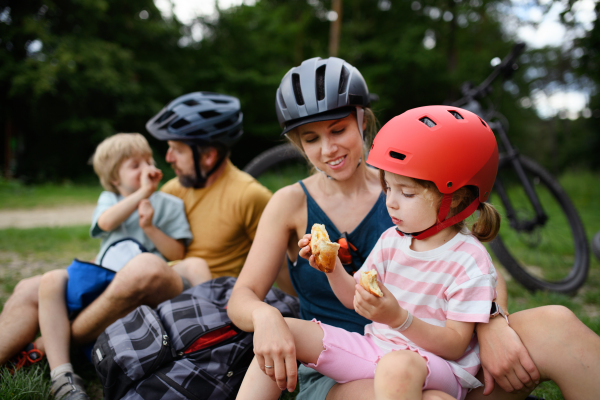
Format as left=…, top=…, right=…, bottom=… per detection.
left=489, top=156, right=589, bottom=294
left=592, top=231, right=600, bottom=262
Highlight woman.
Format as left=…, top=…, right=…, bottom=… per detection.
left=228, top=57, right=600, bottom=399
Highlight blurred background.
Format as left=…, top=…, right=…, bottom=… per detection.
left=0, top=0, right=598, bottom=183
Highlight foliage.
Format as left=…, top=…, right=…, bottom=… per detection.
left=0, top=0, right=598, bottom=182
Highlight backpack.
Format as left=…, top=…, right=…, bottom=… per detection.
left=92, top=277, right=299, bottom=400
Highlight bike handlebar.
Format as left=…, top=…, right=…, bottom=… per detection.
left=454, top=42, right=526, bottom=106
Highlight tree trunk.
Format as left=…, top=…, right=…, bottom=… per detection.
left=329, top=0, right=342, bottom=57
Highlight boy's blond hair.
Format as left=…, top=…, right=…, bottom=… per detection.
left=93, top=133, right=153, bottom=194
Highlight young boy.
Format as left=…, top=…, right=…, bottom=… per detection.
left=36, top=133, right=209, bottom=400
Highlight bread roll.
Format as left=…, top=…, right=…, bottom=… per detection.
left=360, top=270, right=383, bottom=297
left=310, top=224, right=340, bottom=273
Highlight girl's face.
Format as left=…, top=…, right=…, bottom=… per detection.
left=383, top=171, right=440, bottom=234
left=297, top=113, right=363, bottom=180
left=113, top=154, right=153, bottom=196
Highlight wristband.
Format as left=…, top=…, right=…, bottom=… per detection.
left=392, top=311, right=413, bottom=332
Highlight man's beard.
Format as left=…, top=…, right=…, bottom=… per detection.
left=178, top=173, right=197, bottom=188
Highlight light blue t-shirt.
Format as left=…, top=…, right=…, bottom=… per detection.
left=90, top=191, right=193, bottom=263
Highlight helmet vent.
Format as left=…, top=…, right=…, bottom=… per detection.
left=211, top=99, right=230, bottom=104
left=316, top=65, right=326, bottom=101
left=479, top=118, right=487, bottom=127
left=157, top=110, right=174, bottom=124
left=214, top=113, right=239, bottom=130
left=182, top=100, right=199, bottom=106
left=338, top=66, right=349, bottom=94
left=171, top=119, right=190, bottom=129
left=448, top=110, right=463, bottom=119
left=292, top=73, right=305, bottom=106
left=199, top=110, right=221, bottom=119
left=390, top=151, right=406, bottom=161
left=419, top=117, right=437, bottom=128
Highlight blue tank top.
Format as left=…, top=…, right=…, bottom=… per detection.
left=287, top=181, right=394, bottom=333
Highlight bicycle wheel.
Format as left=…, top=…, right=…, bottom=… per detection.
left=488, top=156, right=589, bottom=294
left=243, top=143, right=311, bottom=192
left=592, top=231, right=600, bottom=262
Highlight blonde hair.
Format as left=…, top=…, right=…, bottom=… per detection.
left=284, top=108, right=379, bottom=172
left=379, top=170, right=501, bottom=242
left=92, top=133, right=153, bottom=193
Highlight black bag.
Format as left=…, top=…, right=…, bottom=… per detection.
left=92, top=277, right=299, bottom=400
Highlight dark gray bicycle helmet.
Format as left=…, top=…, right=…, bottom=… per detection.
left=146, top=92, right=242, bottom=188
left=146, top=92, right=243, bottom=147
left=276, top=57, right=370, bottom=135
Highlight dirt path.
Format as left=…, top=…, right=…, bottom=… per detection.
left=0, top=204, right=97, bottom=229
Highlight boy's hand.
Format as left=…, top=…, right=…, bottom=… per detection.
left=353, top=282, right=404, bottom=327
left=138, top=199, right=154, bottom=228
left=140, top=165, right=163, bottom=196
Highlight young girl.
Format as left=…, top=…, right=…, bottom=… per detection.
left=236, top=105, right=501, bottom=400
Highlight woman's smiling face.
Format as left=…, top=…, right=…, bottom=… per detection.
left=297, top=113, right=363, bottom=180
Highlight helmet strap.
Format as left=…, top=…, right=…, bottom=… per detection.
left=396, top=194, right=480, bottom=240
left=356, top=107, right=365, bottom=139
left=190, top=145, right=226, bottom=189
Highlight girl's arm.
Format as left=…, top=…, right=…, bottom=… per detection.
left=297, top=236, right=356, bottom=309
left=137, top=199, right=185, bottom=260
left=354, top=284, right=474, bottom=360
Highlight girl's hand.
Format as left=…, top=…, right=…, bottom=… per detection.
left=252, top=307, right=298, bottom=392
left=138, top=199, right=154, bottom=229
left=353, top=282, right=405, bottom=327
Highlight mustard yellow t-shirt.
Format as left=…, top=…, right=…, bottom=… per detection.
left=161, top=160, right=272, bottom=278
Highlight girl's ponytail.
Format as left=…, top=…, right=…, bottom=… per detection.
left=470, top=202, right=501, bottom=243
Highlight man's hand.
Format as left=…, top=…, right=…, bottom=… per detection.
left=138, top=199, right=154, bottom=229
left=477, top=316, right=540, bottom=394
left=140, top=165, right=163, bottom=196
left=353, top=283, right=404, bottom=327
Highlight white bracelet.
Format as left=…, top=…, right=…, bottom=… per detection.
left=392, top=311, right=413, bottom=332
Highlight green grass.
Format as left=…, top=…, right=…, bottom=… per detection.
left=0, top=169, right=599, bottom=400
left=0, top=179, right=101, bottom=210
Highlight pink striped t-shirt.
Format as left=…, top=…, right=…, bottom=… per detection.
left=353, top=227, right=497, bottom=389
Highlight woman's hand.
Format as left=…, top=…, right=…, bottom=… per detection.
left=252, top=307, right=299, bottom=392
left=298, top=234, right=319, bottom=270
left=353, top=282, right=405, bottom=327
left=477, top=317, right=540, bottom=394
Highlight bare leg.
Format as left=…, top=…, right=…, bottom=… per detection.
left=172, top=257, right=212, bottom=286
left=0, top=275, right=42, bottom=364
left=38, top=270, right=71, bottom=370
left=374, top=350, right=427, bottom=400
left=237, top=318, right=324, bottom=400
left=422, top=390, right=457, bottom=400
left=467, top=305, right=600, bottom=400
left=70, top=253, right=184, bottom=345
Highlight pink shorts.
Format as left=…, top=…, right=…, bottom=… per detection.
left=302, top=320, right=467, bottom=400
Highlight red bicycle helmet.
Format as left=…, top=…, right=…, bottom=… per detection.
left=367, top=105, right=499, bottom=239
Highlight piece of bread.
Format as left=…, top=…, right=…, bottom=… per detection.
left=360, top=270, right=383, bottom=297
left=310, top=224, right=340, bottom=273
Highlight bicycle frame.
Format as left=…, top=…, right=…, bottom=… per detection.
left=491, top=121, right=548, bottom=233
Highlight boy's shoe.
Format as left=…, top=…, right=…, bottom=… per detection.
left=51, top=372, right=90, bottom=400
left=6, top=342, right=44, bottom=374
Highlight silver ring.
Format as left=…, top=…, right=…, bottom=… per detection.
left=264, top=365, right=273, bottom=369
